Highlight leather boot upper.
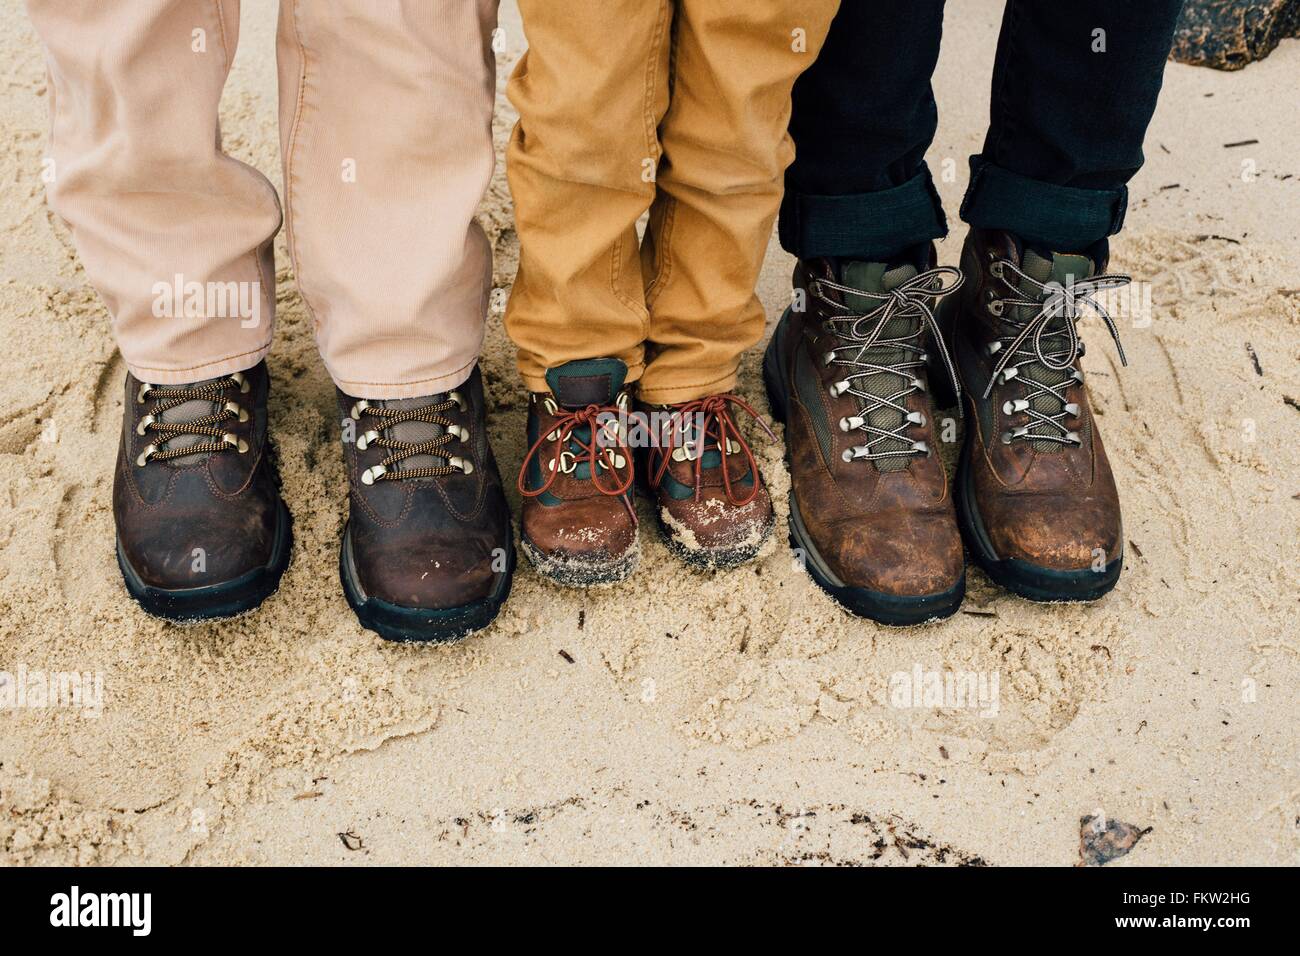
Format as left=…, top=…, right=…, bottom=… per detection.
left=113, top=361, right=283, bottom=589
left=339, top=366, right=511, bottom=609
left=954, top=228, right=1125, bottom=571
left=639, top=394, right=774, bottom=561
left=517, top=359, right=638, bottom=573
left=776, top=247, right=965, bottom=597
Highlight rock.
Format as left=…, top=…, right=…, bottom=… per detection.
left=1171, top=0, right=1300, bottom=70
left=1078, top=814, right=1153, bottom=866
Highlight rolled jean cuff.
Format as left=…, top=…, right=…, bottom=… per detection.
left=778, top=166, right=949, bottom=260
left=959, top=157, right=1127, bottom=249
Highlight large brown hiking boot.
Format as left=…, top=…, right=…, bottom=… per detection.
left=638, top=393, right=775, bottom=569
left=338, top=366, right=514, bottom=642
left=762, top=246, right=966, bottom=625
left=114, top=361, right=292, bottom=620
left=950, top=229, right=1128, bottom=602
left=517, top=358, right=638, bottom=587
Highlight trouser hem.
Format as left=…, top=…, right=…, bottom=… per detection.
left=959, top=156, right=1127, bottom=249
left=779, top=166, right=949, bottom=261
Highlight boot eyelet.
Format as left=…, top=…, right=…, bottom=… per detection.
left=361, top=465, right=387, bottom=485
left=989, top=261, right=1005, bottom=280
left=136, top=414, right=156, bottom=436
left=988, top=300, right=1005, bottom=317
left=350, top=400, right=370, bottom=421
left=222, top=432, right=249, bottom=453
left=449, top=456, right=475, bottom=475
left=229, top=371, right=251, bottom=394
left=1000, top=431, right=1014, bottom=445
left=136, top=443, right=158, bottom=466
left=356, top=429, right=379, bottom=450
left=136, top=383, right=153, bottom=404
left=447, top=424, right=469, bottom=442
left=1064, top=402, right=1080, bottom=417
left=449, top=391, right=467, bottom=412
left=224, top=401, right=249, bottom=423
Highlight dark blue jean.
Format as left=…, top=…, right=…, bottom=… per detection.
left=780, top=0, right=1186, bottom=259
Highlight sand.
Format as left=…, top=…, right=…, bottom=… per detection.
left=1, top=0, right=1297, bottom=866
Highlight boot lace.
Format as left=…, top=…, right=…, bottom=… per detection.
left=134, top=372, right=251, bottom=466
left=518, top=396, right=637, bottom=521
left=348, top=391, right=473, bottom=484
left=649, top=394, right=774, bottom=506
left=983, top=258, right=1129, bottom=446
left=812, top=266, right=964, bottom=464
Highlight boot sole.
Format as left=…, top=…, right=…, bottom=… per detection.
left=655, top=508, right=773, bottom=571
left=116, top=499, right=293, bottom=622
left=954, top=428, right=1122, bottom=602
left=763, top=317, right=964, bottom=626
left=519, top=532, right=639, bottom=588
left=339, top=524, right=515, bottom=643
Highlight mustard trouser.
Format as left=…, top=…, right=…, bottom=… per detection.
left=506, top=0, right=839, bottom=404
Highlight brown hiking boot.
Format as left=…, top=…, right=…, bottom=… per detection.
left=639, top=394, right=775, bottom=569
left=338, top=366, right=514, bottom=642
left=950, top=229, right=1127, bottom=601
left=114, top=361, right=292, bottom=620
left=762, top=246, right=967, bottom=625
left=517, top=358, right=638, bottom=587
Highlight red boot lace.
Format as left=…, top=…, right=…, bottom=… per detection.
left=649, top=394, right=774, bottom=506
left=518, top=401, right=637, bottom=522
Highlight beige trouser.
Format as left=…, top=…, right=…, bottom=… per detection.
left=27, top=0, right=498, bottom=399
left=506, top=0, right=838, bottom=404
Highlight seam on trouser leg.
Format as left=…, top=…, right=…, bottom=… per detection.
left=281, top=0, right=321, bottom=334
left=643, top=194, right=678, bottom=309
left=609, top=235, right=647, bottom=318
left=213, top=0, right=232, bottom=70
left=642, top=1, right=670, bottom=162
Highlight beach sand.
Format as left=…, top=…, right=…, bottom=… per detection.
left=1, top=0, right=1297, bottom=865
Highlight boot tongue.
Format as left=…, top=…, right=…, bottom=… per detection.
left=1019, top=248, right=1094, bottom=294
left=155, top=375, right=228, bottom=466
left=544, top=358, right=627, bottom=410
left=838, top=261, right=921, bottom=473
left=1012, top=248, right=1096, bottom=452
